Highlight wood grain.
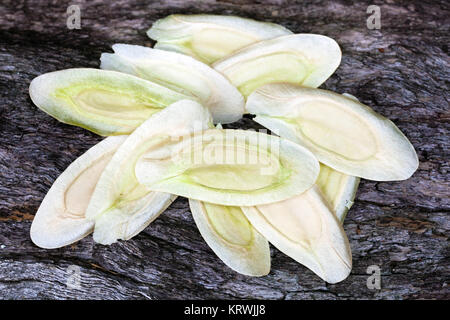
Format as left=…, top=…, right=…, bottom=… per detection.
left=0, top=0, right=448, bottom=299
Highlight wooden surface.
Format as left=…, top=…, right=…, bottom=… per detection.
left=0, top=0, right=449, bottom=300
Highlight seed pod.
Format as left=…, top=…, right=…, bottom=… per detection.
left=189, top=200, right=270, bottom=276
left=100, top=44, right=245, bottom=124
left=30, top=136, right=126, bottom=248
left=241, top=186, right=352, bottom=284
left=214, top=34, right=341, bottom=97
left=147, top=14, right=292, bottom=64
left=135, top=129, right=320, bottom=206
left=246, top=84, right=418, bottom=181
left=29, top=68, right=193, bottom=136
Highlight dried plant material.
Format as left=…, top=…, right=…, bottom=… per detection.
left=86, top=100, right=213, bottom=244
left=26, top=13, right=419, bottom=285
left=29, top=68, right=192, bottom=136
left=135, top=129, right=319, bottom=206
left=189, top=200, right=270, bottom=276
left=241, top=186, right=352, bottom=283
left=317, top=164, right=360, bottom=222
left=100, top=44, right=245, bottom=124
left=30, top=136, right=127, bottom=249
left=213, top=34, right=341, bottom=97
left=246, top=84, right=418, bottom=181
left=147, top=14, right=292, bottom=64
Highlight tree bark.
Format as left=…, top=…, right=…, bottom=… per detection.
left=0, top=0, right=448, bottom=299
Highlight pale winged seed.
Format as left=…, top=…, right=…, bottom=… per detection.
left=86, top=100, right=213, bottom=245
left=241, top=185, right=352, bottom=284
left=213, top=34, right=341, bottom=98
left=29, top=68, right=193, bottom=136
left=246, top=83, right=419, bottom=181
left=100, top=44, right=245, bottom=124
left=30, top=136, right=127, bottom=249
left=147, top=14, right=292, bottom=64
left=189, top=200, right=270, bottom=276
left=135, top=128, right=320, bottom=206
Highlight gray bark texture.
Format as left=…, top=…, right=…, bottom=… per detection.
left=0, top=0, right=449, bottom=300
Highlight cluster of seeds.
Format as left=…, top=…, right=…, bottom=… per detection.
left=29, top=15, right=418, bottom=283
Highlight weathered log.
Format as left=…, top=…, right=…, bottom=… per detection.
left=0, top=0, right=448, bottom=299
